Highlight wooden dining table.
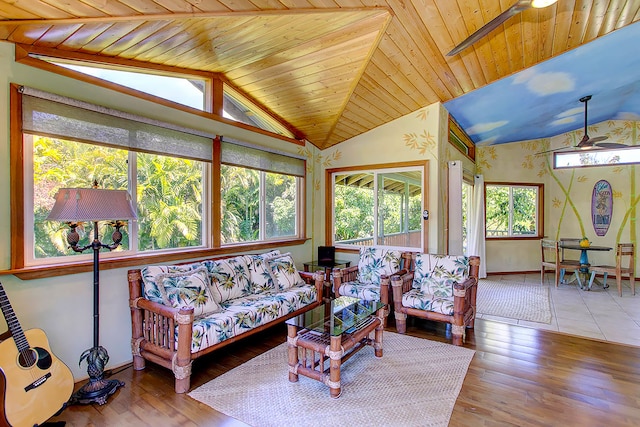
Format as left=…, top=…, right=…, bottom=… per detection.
left=558, top=242, right=613, bottom=290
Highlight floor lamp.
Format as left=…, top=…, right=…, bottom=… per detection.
left=47, top=185, right=137, bottom=405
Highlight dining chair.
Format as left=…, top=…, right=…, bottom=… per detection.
left=588, top=243, right=635, bottom=296
left=541, top=239, right=580, bottom=287
left=559, top=238, right=581, bottom=263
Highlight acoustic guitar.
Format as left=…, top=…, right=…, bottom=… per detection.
left=0, top=281, right=74, bottom=427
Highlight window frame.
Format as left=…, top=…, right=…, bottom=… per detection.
left=325, top=160, right=429, bottom=253
left=553, top=146, right=640, bottom=169
left=9, top=84, right=306, bottom=279
left=15, top=45, right=304, bottom=146
left=484, top=181, right=544, bottom=240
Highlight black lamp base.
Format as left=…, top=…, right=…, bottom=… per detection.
left=69, top=377, right=124, bottom=406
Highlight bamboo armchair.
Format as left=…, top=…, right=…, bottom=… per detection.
left=332, top=250, right=415, bottom=327
left=390, top=254, right=480, bottom=346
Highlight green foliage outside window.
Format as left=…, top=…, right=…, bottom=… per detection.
left=334, top=184, right=374, bottom=242
left=221, top=165, right=297, bottom=244
left=32, top=136, right=204, bottom=258
left=485, top=184, right=538, bottom=237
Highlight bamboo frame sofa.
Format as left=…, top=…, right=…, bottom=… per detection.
left=128, top=250, right=324, bottom=393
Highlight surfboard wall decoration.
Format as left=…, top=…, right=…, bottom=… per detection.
left=592, top=180, right=613, bottom=237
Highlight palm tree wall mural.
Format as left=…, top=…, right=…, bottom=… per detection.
left=478, top=119, right=640, bottom=271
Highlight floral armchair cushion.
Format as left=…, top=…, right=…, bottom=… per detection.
left=141, top=261, right=204, bottom=304
left=412, top=254, right=470, bottom=293
left=356, top=247, right=403, bottom=285
left=338, top=281, right=381, bottom=301
left=269, top=253, right=305, bottom=290
left=156, top=267, right=221, bottom=316
left=401, top=289, right=454, bottom=316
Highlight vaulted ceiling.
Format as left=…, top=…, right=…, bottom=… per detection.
left=1, top=1, right=639, bottom=150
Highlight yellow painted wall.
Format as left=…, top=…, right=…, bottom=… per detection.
left=318, top=103, right=474, bottom=261
left=0, top=41, right=315, bottom=379
left=478, top=120, right=640, bottom=273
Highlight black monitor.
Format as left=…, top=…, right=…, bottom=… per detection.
left=317, top=246, right=336, bottom=266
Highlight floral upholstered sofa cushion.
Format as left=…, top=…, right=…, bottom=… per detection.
left=189, top=285, right=317, bottom=352
left=338, top=247, right=403, bottom=301
left=402, top=254, right=470, bottom=315
left=140, top=250, right=319, bottom=353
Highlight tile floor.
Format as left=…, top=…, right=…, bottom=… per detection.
left=478, top=273, right=640, bottom=347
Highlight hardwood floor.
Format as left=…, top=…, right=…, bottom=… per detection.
left=47, top=317, right=640, bottom=427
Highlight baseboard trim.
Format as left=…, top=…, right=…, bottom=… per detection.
left=489, top=270, right=637, bottom=280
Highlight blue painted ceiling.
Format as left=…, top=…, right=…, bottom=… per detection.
left=444, top=21, right=640, bottom=146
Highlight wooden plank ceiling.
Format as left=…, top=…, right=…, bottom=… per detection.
left=1, top=1, right=638, bottom=150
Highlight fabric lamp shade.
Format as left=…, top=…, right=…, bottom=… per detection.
left=47, top=188, right=137, bottom=222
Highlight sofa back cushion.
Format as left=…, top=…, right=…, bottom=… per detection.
left=269, top=253, right=305, bottom=290
left=245, top=251, right=281, bottom=293
left=412, top=254, right=470, bottom=292
left=356, top=247, right=402, bottom=285
left=141, top=261, right=205, bottom=304
left=156, top=267, right=221, bottom=315
left=203, top=256, right=252, bottom=303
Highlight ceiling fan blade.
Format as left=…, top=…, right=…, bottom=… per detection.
left=447, top=0, right=533, bottom=56
left=587, top=135, right=608, bottom=144
left=595, top=141, right=628, bottom=149
left=535, top=146, right=574, bottom=156
left=576, top=134, right=592, bottom=147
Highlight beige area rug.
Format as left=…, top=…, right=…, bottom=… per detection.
left=188, top=332, right=475, bottom=427
left=477, top=279, right=552, bottom=324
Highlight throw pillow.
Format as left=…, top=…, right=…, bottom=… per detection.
left=156, top=267, right=221, bottom=315
left=269, top=253, right=305, bottom=290
left=247, top=252, right=280, bottom=293
left=141, top=261, right=204, bottom=304
left=204, top=256, right=252, bottom=303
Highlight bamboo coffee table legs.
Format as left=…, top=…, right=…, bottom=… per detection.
left=286, top=317, right=383, bottom=398
left=287, top=324, right=300, bottom=383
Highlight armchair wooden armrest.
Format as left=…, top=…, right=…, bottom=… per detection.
left=331, top=265, right=360, bottom=297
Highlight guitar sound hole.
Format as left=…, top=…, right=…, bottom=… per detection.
left=17, top=347, right=52, bottom=370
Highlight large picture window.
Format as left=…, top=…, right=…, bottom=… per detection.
left=327, top=163, right=426, bottom=251
left=13, top=86, right=305, bottom=270
left=485, top=183, right=543, bottom=239
left=220, top=138, right=303, bottom=245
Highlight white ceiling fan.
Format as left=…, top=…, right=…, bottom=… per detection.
left=536, top=95, right=627, bottom=155
left=447, top=0, right=559, bottom=56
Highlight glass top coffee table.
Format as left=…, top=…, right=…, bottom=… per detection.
left=285, top=296, right=385, bottom=398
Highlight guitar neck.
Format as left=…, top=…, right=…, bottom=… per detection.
left=0, top=282, right=29, bottom=352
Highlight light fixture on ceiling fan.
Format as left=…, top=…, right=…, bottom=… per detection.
left=447, top=0, right=559, bottom=56
left=536, top=95, right=627, bottom=155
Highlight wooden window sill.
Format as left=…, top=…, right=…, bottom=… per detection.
left=2, top=238, right=308, bottom=280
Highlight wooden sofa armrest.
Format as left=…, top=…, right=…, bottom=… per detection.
left=128, top=269, right=195, bottom=391
left=299, top=270, right=325, bottom=302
